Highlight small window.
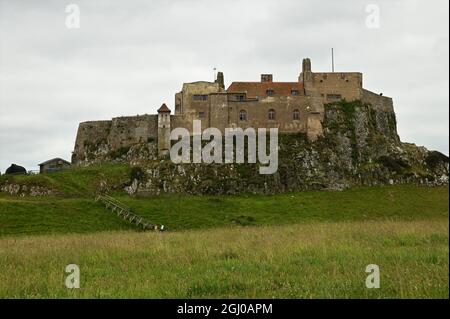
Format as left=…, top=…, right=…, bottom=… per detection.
left=268, top=109, right=276, bottom=120
left=326, top=93, right=342, bottom=101
left=198, top=112, right=205, bottom=118
left=235, top=94, right=245, bottom=101
left=239, top=110, right=247, bottom=121
left=193, top=94, right=208, bottom=101
left=293, top=109, right=300, bottom=120
left=266, top=89, right=274, bottom=96
left=291, top=89, right=299, bottom=96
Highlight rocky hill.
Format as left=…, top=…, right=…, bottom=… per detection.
left=2, top=100, right=447, bottom=197
left=117, top=100, right=448, bottom=195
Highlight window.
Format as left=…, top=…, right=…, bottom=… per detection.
left=198, top=112, right=205, bottom=118
left=266, top=89, right=274, bottom=96
left=235, top=94, right=245, bottom=101
left=268, top=109, right=276, bottom=120
left=293, top=109, right=300, bottom=120
left=239, top=110, right=247, bottom=121
left=291, top=89, right=299, bottom=96
left=326, top=94, right=342, bottom=101
left=193, top=94, right=208, bottom=101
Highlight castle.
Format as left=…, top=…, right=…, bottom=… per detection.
left=72, top=58, right=395, bottom=164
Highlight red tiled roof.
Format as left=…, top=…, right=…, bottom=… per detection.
left=226, top=82, right=304, bottom=98
left=157, top=103, right=171, bottom=113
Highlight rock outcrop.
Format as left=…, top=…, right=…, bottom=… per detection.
left=120, top=100, right=448, bottom=195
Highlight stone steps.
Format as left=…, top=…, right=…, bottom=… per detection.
left=95, top=194, right=165, bottom=231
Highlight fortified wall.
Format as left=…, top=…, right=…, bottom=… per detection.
left=72, top=115, right=158, bottom=164
left=72, top=58, right=395, bottom=165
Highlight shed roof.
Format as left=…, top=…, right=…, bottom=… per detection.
left=39, top=158, right=71, bottom=166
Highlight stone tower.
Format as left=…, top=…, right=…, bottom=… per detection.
left=298, top=58, right=324, bottom=141
left=157, top=103, right=171, bottom=158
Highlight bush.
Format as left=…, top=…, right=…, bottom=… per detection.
left=129, top=166, right=145, bottom=181
left=108, top=146, right=130, bottom=159
left=378, top=156, right=410, bottom=173
left=425, top=151, right=449, bottom=170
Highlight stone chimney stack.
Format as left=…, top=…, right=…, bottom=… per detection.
left=261, top=74, right=273, bottom=82
left=299, top=58, right=314, bottom=92
left=302, top=58, right=311, bottom=73
left=300, top=58, right=313, bottom=82
left=215, top=71, right=225, bottom=89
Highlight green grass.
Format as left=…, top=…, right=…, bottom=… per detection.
left=0, top=163, right=130, bottom=195
left=0, top=166, right=448, bottom=298
left=0, top=219, right=447, bottom=298
left=0, top=196, right=135, bottom=236
left=0, top=185, right=448, bottom=237
left=117, top=185, right=449, bottom=230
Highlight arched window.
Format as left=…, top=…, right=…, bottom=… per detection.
left=268, top=109, right=276, bottom=120
left=293, top=109, right=300, bottom=120
left=239, top=110, right=247, bottom=121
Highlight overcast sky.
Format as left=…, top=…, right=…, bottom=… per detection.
left=0, top=0, right=448, bottom=173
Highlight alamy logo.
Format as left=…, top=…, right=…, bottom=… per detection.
left=365, top=4, right=380, bottom=29
left=170, top=120, right=278, bottom=174
left=65, top=4, right=80, bottom=29
left=365, top=264, right=380, bottom=289
left=65, top=264, right=80, bottom=289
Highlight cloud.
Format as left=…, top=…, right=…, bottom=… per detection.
left=0, top=0, right=448, bottom=173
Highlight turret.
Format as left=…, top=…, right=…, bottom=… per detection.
left=157, top=103, right=171, bottom=158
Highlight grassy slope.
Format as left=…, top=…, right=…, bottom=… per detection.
left=0, top=219, right=447, bottom=298
left=0, top=185, right=448, bottom=236
left=0, top=196, right=135, bottom=236
left=0, top=165, right=448, bottom=298
left=0, top=164, right=130, bottom=195
left=118, top=185, right=449, bottom=230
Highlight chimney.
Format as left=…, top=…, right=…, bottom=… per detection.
left=261, top=74, right=273, bottom=82
left=215, top=71, right=225, bottom=89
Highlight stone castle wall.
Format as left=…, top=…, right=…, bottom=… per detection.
left=72, top=115, right=158, bottom=164
left=72, top=58, right=399, bottom=164
left=310, top=72, right=363, bottom=102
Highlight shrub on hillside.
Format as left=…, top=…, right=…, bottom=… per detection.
left=377, top=156, right=410, bottom=173
left=129, top=166, right=145, bottom=181
left=425, top=151, right=449, bottom=170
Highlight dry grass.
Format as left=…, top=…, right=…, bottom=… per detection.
left=0, top=219, right=448, bottom=298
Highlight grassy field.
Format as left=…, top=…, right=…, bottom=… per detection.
left=0, top=166, right=448, bottom=298
left=0, top=185, right=448, bottom=236
left=0, top=219, right=447, bottom=298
